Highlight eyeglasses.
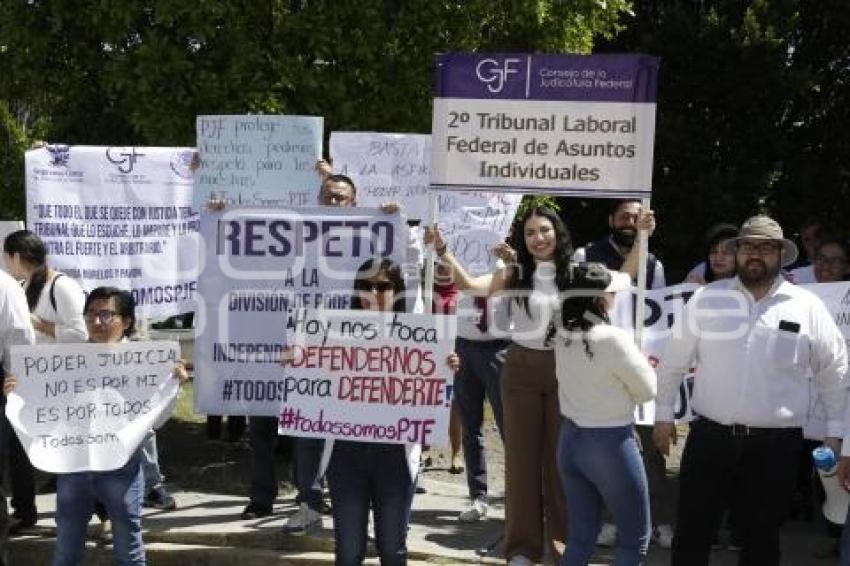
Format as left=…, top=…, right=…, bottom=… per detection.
left=84, top=310, right=119, bottom=324
left=814, top=254, right=848, bottom=266
left=737, top=242, right=781, bottom=256
left=360, top=281, right=394, bottom=294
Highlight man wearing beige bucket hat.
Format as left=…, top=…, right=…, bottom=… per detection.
left=652, top=215, right=848, bottom=565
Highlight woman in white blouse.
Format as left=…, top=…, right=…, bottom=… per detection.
left=427, top=206, right=572, bottom=565
left=3, top=230, right=86, bottom=344
left=552, top=263, right=656, bottom=566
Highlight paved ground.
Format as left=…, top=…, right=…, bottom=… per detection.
left=7, top=475, right=842, bottom=565
left=6, top=398, right=843, bottom=564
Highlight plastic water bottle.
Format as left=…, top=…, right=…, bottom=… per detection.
left=812, top=445, right=850, bottom=524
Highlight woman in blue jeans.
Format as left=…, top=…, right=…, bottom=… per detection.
left=551, top=264, right=656, bottom=566
left=323, top=258, right=459, bottom=566
left=4, top=287, right=187, bottom=565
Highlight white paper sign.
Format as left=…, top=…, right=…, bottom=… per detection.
left=279, top=309, right=456, bottom=445
left=25, top=146, right=198, bottom=318
left=193, top=206, right=407, bottom=416
left=195, top=115, right=323, bottom=210
left=330, top=132, right=431, bottom=220
left=610, top=283, right=699, bottom=425
left=436, top=191, right=520, bottom=276
left=5, top=341, right=180, bottom=473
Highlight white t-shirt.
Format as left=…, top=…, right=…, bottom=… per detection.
left=790, top=264, right=816, bottom=285
left=510, top=261, right=559, bottom=350
left=26, top=273, right=87, bottom=344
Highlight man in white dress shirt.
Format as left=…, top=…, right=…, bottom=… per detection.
left=653, top=215, right=848, bottom=566
left=0, top=268, right=37, bottom=565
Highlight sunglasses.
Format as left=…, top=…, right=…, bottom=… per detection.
left=360, top=281, right=394, bottom=293
left=84, top=310, right=119, bottom=324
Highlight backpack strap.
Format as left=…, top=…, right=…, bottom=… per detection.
left=49, top=273, right=65, bottom=312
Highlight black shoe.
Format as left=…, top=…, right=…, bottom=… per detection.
left=241, top=504, right=273, bottom=520
left=8, top=514, right=37, bottom=534
left=143, top=486, right=177, bottom=511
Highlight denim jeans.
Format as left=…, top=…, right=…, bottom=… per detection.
left=53, top=452, right=146, bottom=566
left=557, top=420, right=650, bottom=566
left=293, top=437, right=325, bottom=510
left=327, top=441, right=414, bottom=566
left=453, top=338, right=508, bottom=500
left=139, top=431, right=163, bottom=493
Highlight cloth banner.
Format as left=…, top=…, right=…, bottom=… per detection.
left=5, top=341, right=180, bottom=473
left=278, top=309, right=456, bottom=445
left=25, top=146, right=199, bottom=318
left=193, top=206, right=407, bottom=416
left=195, top=115, right=323, bottom=210
left=431, top=53, right=658, bottom=197
left=330, top=132, right=431, bottom=221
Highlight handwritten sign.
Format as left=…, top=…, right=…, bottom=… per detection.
left=330, top=132, right=431, bottom=221
left=431, top=54, right=658, bottom=197
left=279, top=309, right=456, bottom=445
left=436, top=191, right=520, bottom=275
left=5, top=341, right=180, bottom=473
left=25, top=146, right=199, bottom=318
left=195, top=115, right=323, bottom=210
left=193, top=206, right=407, bottom=416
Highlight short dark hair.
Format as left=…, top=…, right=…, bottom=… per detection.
left=320, top=174, right=357, bottom=197
left=84, top=287, right=136, bottom=337
left=609, top=199, right=641, bottom=217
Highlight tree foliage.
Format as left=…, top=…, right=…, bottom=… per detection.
left=575, top=0, right=850, bottom=278
left=0, top=0, right=632, bottom=218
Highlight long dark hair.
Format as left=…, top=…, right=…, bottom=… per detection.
left=84, top=286, right=137, bottom=338
left=702, top=223, right=739, bottom=283
left=551, top=264, right=611, bottom=358
left=507, top=206, right=573, bottom=316
left=350, top=257, right=406, bottom=313
left=3, top=230, right=48, bottom=311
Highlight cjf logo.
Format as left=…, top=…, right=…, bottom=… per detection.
left=476, top=58, right=521, bottom=93
left=46, top=145, right=71, bottom=167
left=106, top=147, right=145, bottom=174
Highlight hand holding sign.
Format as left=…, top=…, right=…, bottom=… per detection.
left=5, top=341, right=181, bottom=473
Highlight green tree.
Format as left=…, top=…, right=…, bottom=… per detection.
left=581, top=0, right=850, bottom=278
left=0, top=0, right=633, bottom=219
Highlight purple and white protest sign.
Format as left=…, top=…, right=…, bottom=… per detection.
left=431, top=53, right=659, bottom=197
left=193, top=206, right=407, bottom=416
left=25, top=146, right=199, bottom=318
